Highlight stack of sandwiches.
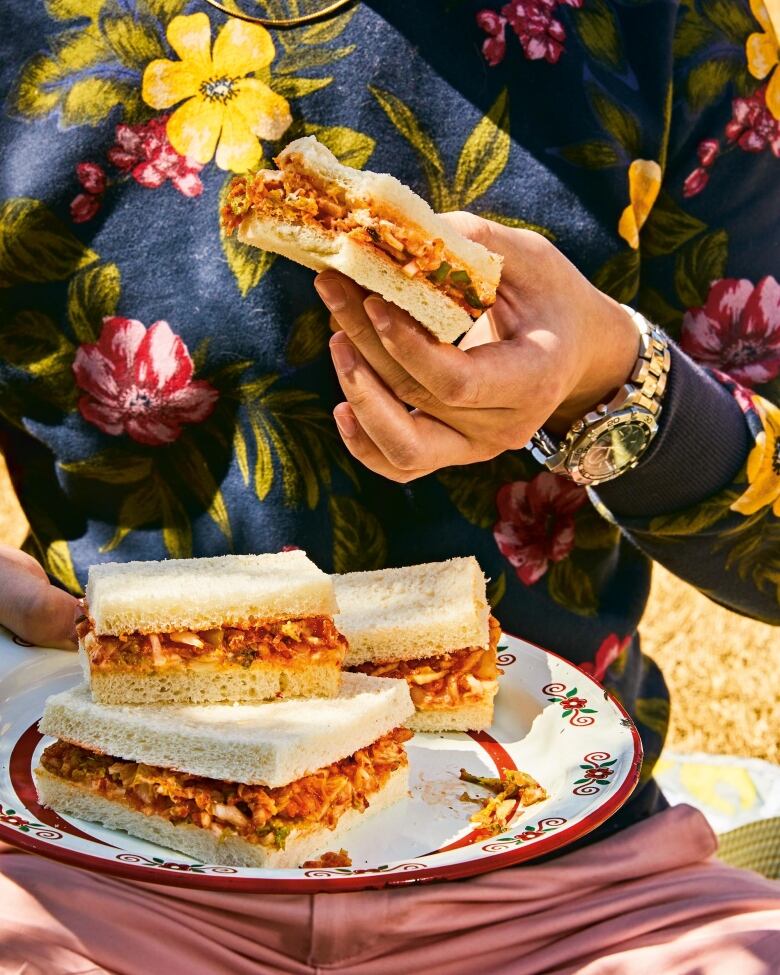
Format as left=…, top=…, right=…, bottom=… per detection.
left=36, top=552, right=415, bottom=867
left=36, top=552, right=504, bottom=867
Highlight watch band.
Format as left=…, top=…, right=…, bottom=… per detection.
left=528, top=306, right=671, bottom=480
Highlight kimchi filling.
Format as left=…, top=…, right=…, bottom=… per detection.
left=222, top=161, right=491, bottom=318
left=77, top=614, right=347, bottom=672
left=350, top=616, right=502, bottom=710
left=40, top=729, right=412, bottom=851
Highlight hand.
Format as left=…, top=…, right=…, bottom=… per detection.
left=0, top=545, right=79, bottom=648
left=314, top=212, right=640, bottom=482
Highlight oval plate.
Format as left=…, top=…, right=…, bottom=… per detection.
left=0, top=626, right=641, bottom=892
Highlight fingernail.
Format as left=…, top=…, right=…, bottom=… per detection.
left=364, top=297, right=391, bottom=332
left=330, top=337, right=356, bottom=373
left=334, top=407, right=357, bottom=438
left=315, top=275, right=346, bottom=311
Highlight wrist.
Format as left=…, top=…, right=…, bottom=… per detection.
left=547, top=299, right=640, bottom=435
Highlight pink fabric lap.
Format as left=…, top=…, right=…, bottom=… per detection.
left=1, top=805, right=778, bottom=975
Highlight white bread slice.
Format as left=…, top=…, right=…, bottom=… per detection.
left=78, top=647, right=341, bottom=706
left=335, top=557, right=490, bottom=666
left=236, top=135, right=503, bottom=344
left=406, top=697, right=495, bottom=734
left=239, top=216, right=475, bottom=343
left=86, top=551, right=336, bottom=636
left=34, top=764, right=409, bottom=870
left=39, top=673, right=414, bottom=787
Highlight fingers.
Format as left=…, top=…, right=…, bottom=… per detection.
left=0, top=546, right=79, bottom=648
left=316, top=272, right=435, bottom=409
left=333, top=404, right=434, bottom=482
left=329, top=332, right=482, bottom=473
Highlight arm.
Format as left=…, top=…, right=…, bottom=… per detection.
left=314, top=215, right=779, bottom=623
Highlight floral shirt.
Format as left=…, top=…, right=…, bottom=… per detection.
left=1, top=0, right=778, bottom=839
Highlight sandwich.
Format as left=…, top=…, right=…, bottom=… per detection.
left=221, top=136, right=503, bottom=343
left=334, top=558, right=501, bottom=733
left=35, top=673, right=415, bottom=869
left=77, top=552, right=347, bottom=706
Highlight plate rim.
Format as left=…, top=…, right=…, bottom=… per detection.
left=0, top=630, right=643, bottom=892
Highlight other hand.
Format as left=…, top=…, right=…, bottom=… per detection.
left=314, top=212, right=639, bottom=482
left=0, top=545, right=79, bottom=648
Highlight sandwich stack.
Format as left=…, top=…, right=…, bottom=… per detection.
left=36, top=552, right=416, bottom=868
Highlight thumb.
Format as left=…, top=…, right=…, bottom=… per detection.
left=0, top=546, right=80, bottom=649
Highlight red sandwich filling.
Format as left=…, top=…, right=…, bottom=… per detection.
left=40, top=728, right=412, bottom=851
left=77, top=615, right=347, bottom=673
left=221, top=158, right=492, bottom=319
left=349, top=615, right=502, bottom=711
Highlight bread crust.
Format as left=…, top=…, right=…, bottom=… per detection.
left=406, top=697, right=495, bottom=733
left=34, top=765, right=409, bottom=869
left=86, top=552, right=336, bottom=636
left=40, top=674, right=415, bottom=787
left=335, top=557, right=490, bottom=665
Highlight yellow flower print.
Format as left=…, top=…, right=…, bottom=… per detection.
left=731, top=395, right=780, bottom=517
left=746, top=0, right=780, bottom=120
left=617, top=159, right=662, bottom=250
left=142, top=13, right=292, bottom=172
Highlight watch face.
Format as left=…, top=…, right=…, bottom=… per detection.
left=579, top=421, right=652, bottom=479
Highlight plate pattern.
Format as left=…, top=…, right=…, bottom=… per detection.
left=0, top=628, right=642, bottom=892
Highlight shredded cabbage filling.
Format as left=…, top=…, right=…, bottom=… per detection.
left=349, top=615, right=502, bottom=710
left=77, top=614, right=347, bottom=672
left=222, top=158, right=491, bottom=318
left=40, top=729, right=412, bottom=851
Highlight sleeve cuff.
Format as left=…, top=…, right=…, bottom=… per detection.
left=595, top=341, right=751, bottom=519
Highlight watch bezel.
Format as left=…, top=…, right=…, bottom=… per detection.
left=566, top=409, right=658, bottom=485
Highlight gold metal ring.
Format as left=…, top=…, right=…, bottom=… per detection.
left=202, top=0, right=354, bottom=28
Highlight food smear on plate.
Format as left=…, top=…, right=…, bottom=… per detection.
left=459, top=768, right=548, bottom=834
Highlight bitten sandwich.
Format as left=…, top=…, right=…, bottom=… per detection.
left=221, top=136, right=503, bottom=343
left=35, top=673, right=414, bottom=869
left=77, top=552, right=347, bottom=706
left=335, top=558, right=501, bottom=733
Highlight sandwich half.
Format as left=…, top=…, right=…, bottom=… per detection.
left=334, top=558, right=501, bottom=733
left=35, top=673, right=415, bottom=869
left=221, top=136, right=503, bottom=343
left=77, top=552, right=346, bottom=706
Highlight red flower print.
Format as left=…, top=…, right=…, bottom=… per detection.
left=70, top=162, right=107, bottom=223
left=70, top=193, right=102, bottom=224
left=76, top=163, right=106, bottom=195
left=476, top=10, right=508, bottom=66
left=682, top=167, right=709, bottom=198
left=493, top=472, right=587, bottom=585
left=584, top=767, right=613, bottom=781
left=725, top=86, right=780, bottom=156
left=561, top=696, right=586, bottom=710
left=476, top=0, right=580, bottom=66
left=696, top=139, right=719, bottom=167
left=73, top=317, right=217, bottom=446
left=581, top=633, right=631, bottom=683
left=108, top=115, right=204, bottom=197
left=681, top=276, right=780, bottom=386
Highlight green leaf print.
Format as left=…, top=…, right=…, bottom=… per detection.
left=329, top=495, right=387, bottom=573
left=286, top=306, right=331, bottom=366
left=635, top=698, right=670, bottom=739
left=686, top=57, right=747, bottom=113
left=587, top=87, right=641, bottom=156
left=487, top=571, right=507, bottom=609
left=300, top=124, right=376, bottom=169
left=571, top=0, right=624, bottom=70
left=559, top=140, right=621, bottom=169
left=454, top=90, right=510, bottom=208
left=547, top=559, right=598, bottom=617
left=67, top=262, right=122, bottom=344
left=0, top=198, right=98, bottom=286
left=674, top=230, right=728, bottom=309
left=641, top=191, right=706, bottom=258
left=437, top=453, right=535, bottom=530
left=591, top=250, right=640, bottom=304
left=648, top=488, right=741, bottom=537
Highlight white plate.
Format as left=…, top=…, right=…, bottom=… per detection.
left=0, top=626, right=641, bottom=892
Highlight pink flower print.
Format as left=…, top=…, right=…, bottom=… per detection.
left=477, top=0, right=578, bottom=66
left=681, top=277, right=780, bottom=386
left=476, top=9, right=508, bottom=65
left=580, top=633, right=631, bottom=683
left=73, top=317, right=217, bottom=446
left=725, top=86, right=780, bottom=156
left=493, top=472, right=588, bottom=585
left=108, top=115, right=204, bottom=197
left=682, top=167, right=709, bottom=198
left=70, top=162, right=107, bottom=223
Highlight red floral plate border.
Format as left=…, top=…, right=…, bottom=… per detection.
left=0, top=628, right=642, bottom=892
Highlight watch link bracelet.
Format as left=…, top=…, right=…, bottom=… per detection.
left=528, top=306, right=671, bottom=486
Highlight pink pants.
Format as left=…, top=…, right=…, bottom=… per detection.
left=1, top=804, right=779, bottom=975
